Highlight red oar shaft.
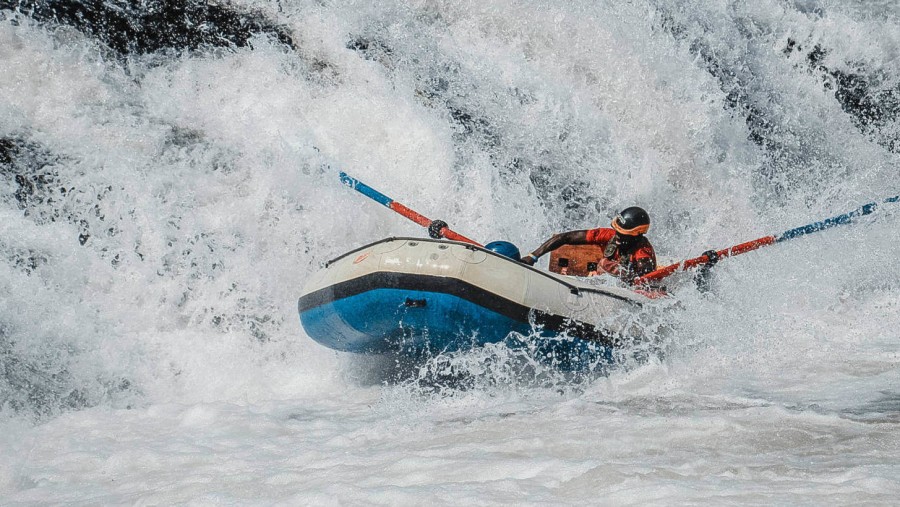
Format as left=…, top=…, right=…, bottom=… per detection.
left=389, top=202, right=480, bottom=243
left=339, top=172, right=482, bottom=246
left=635, top=235, right=776, bottom=284
left=388, top=202, right=431, bottom=228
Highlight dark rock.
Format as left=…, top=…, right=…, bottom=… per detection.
left=1, top=0, right=296, bottom=55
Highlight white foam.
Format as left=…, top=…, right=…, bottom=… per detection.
left=2, top=0, right=899, bottom=503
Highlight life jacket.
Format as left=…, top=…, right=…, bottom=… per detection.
left=608, top=235, right=656, bottom=280
left=586, top=227, right=657, bottom=282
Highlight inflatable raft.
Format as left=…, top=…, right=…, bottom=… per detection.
left=298, top=237, right=651, bottom=362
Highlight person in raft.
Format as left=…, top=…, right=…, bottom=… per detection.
left=520, top=206, right=657, bottom=285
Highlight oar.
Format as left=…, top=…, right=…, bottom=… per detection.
left=635, top=194, right=899, bottom=285
left=339, top=172, right=482, bottom=246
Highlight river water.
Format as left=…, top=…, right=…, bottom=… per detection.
left=1, top=0, right=899, bottom=504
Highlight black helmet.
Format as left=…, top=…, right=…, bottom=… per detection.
left=611, top=206, right=650, bottom=236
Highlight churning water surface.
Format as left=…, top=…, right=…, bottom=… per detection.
left=1, top=0, right=899, bottom=504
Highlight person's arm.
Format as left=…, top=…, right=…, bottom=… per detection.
left=520, top=230, right=589, bottom=265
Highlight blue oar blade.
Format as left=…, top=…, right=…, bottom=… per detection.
left=339, top=171, right=393, bottom=207
left=777, top=195, right=898, bottom=242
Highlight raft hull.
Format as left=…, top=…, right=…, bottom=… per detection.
left=298, top=238, right=648, bottom=361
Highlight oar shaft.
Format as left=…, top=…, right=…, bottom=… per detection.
left=339, top=172, right=392, bottom=206
left=339, top=172, right=482, bottom=246
left=388, top=202, right=432, bottom=228
left=775, top=196, right=897, bottom=242
left=636, top=235, right=776, bottom=282
left=636, top=194, right=898, bottom=284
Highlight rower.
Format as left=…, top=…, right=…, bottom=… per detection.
left=520, top=207, right=657, bottom=285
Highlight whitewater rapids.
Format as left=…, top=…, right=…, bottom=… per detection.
left=1, top=0, right=899, bottom=503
